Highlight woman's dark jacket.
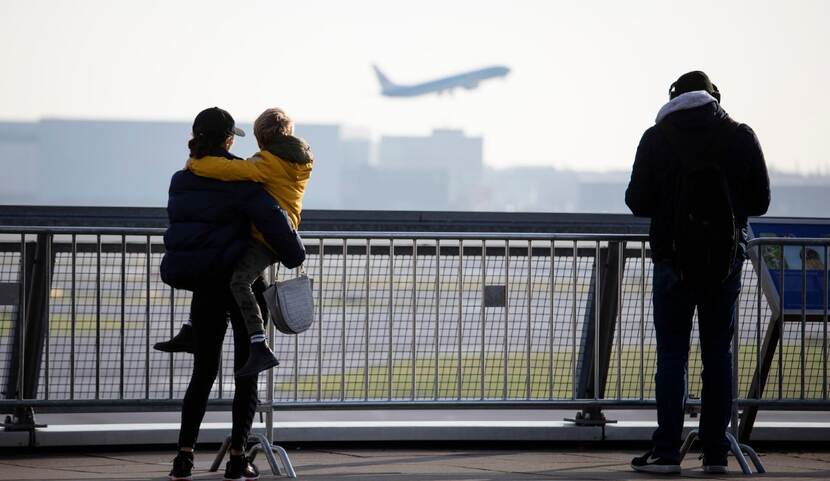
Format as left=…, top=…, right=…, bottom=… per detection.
left=160, top=150, right=305, bottom=291
left=625, top=102, right=771, bottom=261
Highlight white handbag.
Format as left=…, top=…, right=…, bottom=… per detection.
left=263, top=267, right=314, bottom=335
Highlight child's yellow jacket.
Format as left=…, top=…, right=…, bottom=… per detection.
left=186, top=151, right=312, bottom=245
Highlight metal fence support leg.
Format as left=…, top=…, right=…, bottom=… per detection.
left=678, top=429, right=698, bottom=460
left=737, top=441, right=766, bottom=474
left=211, top=433, right=295, bottom=477
left=272, top=444, right=297, bottom=478
left=209, top=436, right=231, bottom=472
left=725, top=431, right=753, bottom=475
left=681, top=429, right=762, bottom=475
left=248, top=432, right=285, bottom=476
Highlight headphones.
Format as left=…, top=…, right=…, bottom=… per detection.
left=669, top=81, right=721, bottom=102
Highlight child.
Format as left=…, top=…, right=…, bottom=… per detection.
left=156, top=108, right=313, bottom=378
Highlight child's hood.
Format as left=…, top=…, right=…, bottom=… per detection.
left=259, top=134, right=313, bottom=181
left=265, top=134, right=313, bottom=164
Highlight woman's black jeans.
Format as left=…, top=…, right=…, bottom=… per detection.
left=650, top=259, right=743, bottom=463
left=177, top=281, right=265, bottom=451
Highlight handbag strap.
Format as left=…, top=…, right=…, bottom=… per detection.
left=274, top=263, right=306, bottom=276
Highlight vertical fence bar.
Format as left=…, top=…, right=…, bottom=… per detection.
left=411, top=241, right=417, bottom=400
left=434, top=239, right=440, bottom=399
left=801, top=244, right=807, bottom=400
left=265, top=264, right=276, bottom=442
left=218, top=308, right=224, bottom=400
left=480, top=240, right=486, bottom=399
left=732, top=278, right=741, bottom=437
left=639, top=243, right=645, bottom=400
left=388, top=238, right=394, bottom=400
left=295, top=274, right=300, bottom=403
left=778, top=244, right=784, bottom=399
left=526, top=241, right=532, bottom=400
left=503, top=240, right=510, bottom=399
left=617, top=242, right=624, bottom=400
left=17, top=235, right=26, bottom=401
left=365, top=239, right=370, bottom=401
left=549, top=240, right=555, bottom=399
left=217, top=253, right=224, bottom=399
left=145, top=236, right=152, bottom=399
left=120, top=235, right=126, bottom=400
left=70, top=234, right=76, bottom=400
left=594, top=242, right=601, bottom=400
left=317, top=238, right=323, bottom=401
left=44, top=234, right=51, bottom=400
left=96, top=235, right=101, bottom=400
left=824, top=244, right=829, bottom=400
left=169, top=287, right=175, bottom=399
left=571, top=242, right=578, bottom=400
left=290, top=264, right=305, bottom=402
left=341, top=239, right=347, bottom=401
left=757, top=245, right=763, bottom=399
left=457, top=239, right=463, bottom=400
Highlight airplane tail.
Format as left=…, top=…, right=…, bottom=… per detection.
left=372, top=65, right=396, bottom=91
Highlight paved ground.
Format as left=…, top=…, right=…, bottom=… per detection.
left=1, top=447, right=829, bottom=481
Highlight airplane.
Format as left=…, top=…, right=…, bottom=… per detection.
left=372, top=64, right=510, bottom=97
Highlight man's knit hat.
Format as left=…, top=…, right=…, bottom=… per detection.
left=669, top=71, right=720, bottom=101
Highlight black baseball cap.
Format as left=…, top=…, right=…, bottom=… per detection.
left=669, top=71, right=720, bottom=101
left=192, top=107, right=245, bottom=137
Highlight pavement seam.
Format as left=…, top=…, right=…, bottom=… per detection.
left=789, top=453, right=830, bottom=465
left=0, top=459, right=120, bottom=476
left=307, top=448, right=374, bottom=458
left=82, top=452, right=170, bottom=466
left=437, top=459, right=629, bottom=479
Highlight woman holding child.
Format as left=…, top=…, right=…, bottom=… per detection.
left=158, top=106, right=310, bottom=481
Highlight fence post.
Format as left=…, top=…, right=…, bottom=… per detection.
left=567, top=242, right=623, bottom=426
left=3, top=234, right=53, bottom=432
left=739, top=241, right=784, bottom=442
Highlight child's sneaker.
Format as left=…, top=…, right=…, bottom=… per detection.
left=154, top=325, right=195, bottom=354
left=223, top=454, right=259, bottom=481
left=168, top=450, right=194, bottom=480
left=631, top=449, right=681, bottom=474
left=235, top=342, right=279, bottom=378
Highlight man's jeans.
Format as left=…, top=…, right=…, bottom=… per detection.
left=651, top=259, right=742, bottom=462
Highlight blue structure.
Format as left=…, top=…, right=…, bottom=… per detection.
left=750, top=219, right=830, bottom=312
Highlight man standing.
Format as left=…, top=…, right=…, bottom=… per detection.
left=626, top=71, right=770, bottom=474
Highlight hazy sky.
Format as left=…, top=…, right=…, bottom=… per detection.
left=1, top=0, right=828, bottom=172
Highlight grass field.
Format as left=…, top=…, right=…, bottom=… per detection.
left=275, top=344, right=830, bottom=401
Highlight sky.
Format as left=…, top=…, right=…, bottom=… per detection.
left=1, top=0, right=828, bottom=172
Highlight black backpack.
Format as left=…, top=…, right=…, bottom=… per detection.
left=659, top=117, right=741, bottom=285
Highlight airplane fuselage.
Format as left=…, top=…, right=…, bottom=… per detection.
left=379, top=66, right=510, bottom=97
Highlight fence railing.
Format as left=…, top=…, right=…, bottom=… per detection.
left=1, top=225, right=828, bottom=442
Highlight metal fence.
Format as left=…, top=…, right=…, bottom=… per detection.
left=1, top=226, right=829, bottom=440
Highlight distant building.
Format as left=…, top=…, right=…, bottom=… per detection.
left=2, top=119, right=829, bottom=215
left=0, top=119, right=366, bottom=211
left=378, top=129, right=483, bottom=209
left=574, top=171, right=632, bottom=214
left=341, top=166, right=449, bottom=210
left=479, top=167, right=580, bottom=212
left=0, top=122, right=39, bottom=204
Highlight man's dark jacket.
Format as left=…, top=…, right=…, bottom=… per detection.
left=160, top=154, right=306, bottom=291
left=625, top=101, right=771, bottom=261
